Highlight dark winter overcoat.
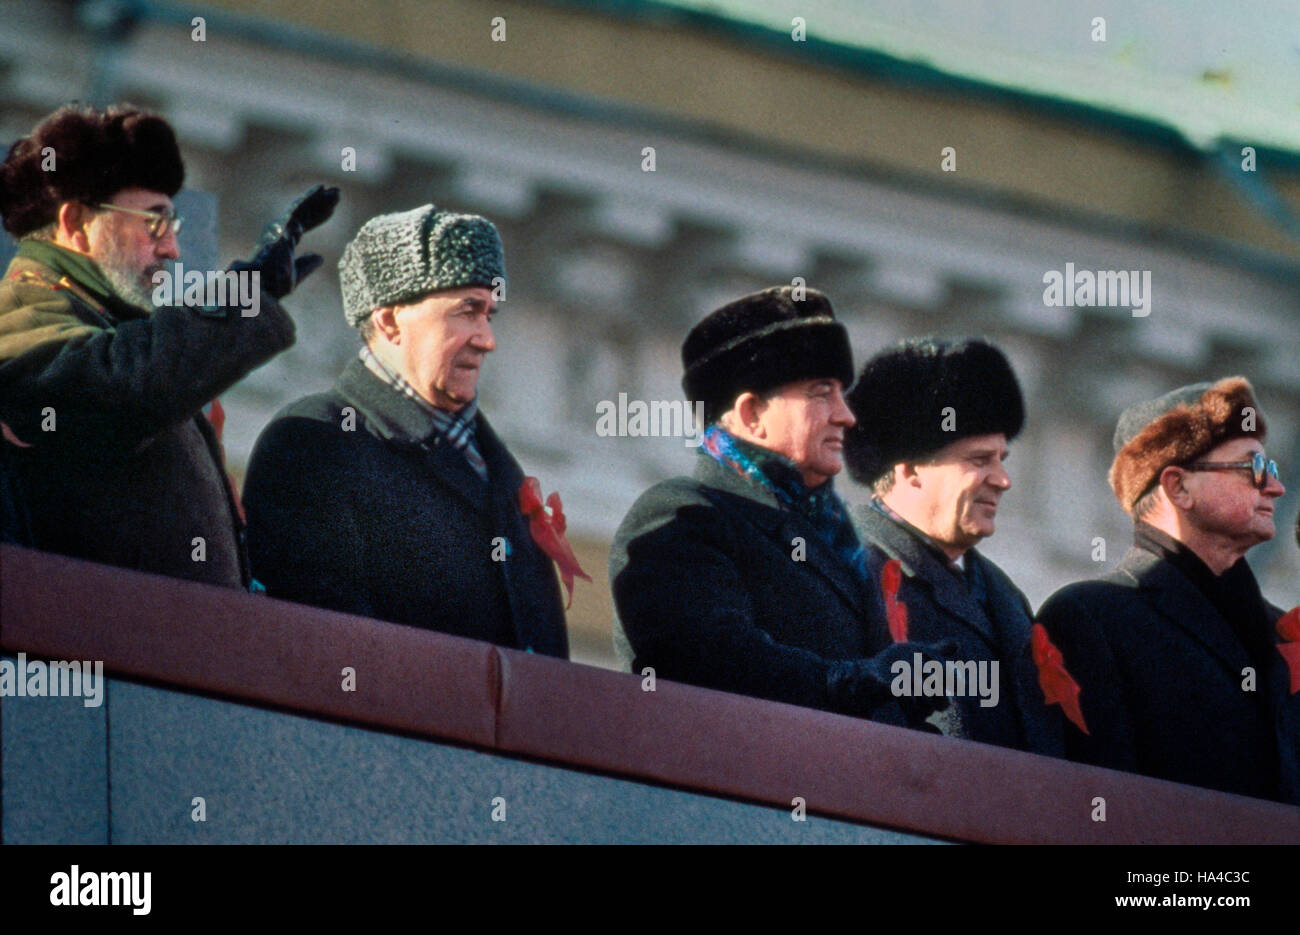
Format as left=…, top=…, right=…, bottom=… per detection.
left=1037, top=546, right=1300, bottom=803
left=610, top=454, right=903, bottom=717
left=0, top=438, right=30, bottom=545
left=854, top=504, right=1066, bottom=757
left=242, top=358, right=569, bottom=657
left=0, top=241, right=293, bottom=587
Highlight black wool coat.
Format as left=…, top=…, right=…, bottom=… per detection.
left=610, top=455, right=904, bottom=718
left=854, top=504, right=1066, bottom=757
left=0, top=440, right=31, bottom=546
left=1037, top=546, right=1300, bottom=803
left=243, top=358, right=569, bottom=658
left=0, top=246, right=293, bottom=587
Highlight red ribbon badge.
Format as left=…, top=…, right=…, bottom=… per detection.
left=1, top=422, right=31, bottom=448
left=880, top=558, right=909, bottom=643
left=519, top=477, right=591, bottom=609
left=1031, top=623, right=1089, bottom=734
left=203, top=398, right=246, bottom=524
left=205, top=397, right=226, bottom=439
left=1276, top=607, right=1300, bottom=694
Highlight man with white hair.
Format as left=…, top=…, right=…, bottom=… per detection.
left=1038, top=377, right=1299, bottom=802
left=611, top=286, right=950, bottom=726
left=244, top=204, right=572, bottom=656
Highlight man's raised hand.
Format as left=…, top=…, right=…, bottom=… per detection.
left=238, top=185, right=340, bottom=300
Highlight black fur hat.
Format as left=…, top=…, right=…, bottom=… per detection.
left=844, top=337, right=1025, bottom=484
left=0, top=104, right=184, bottom=237
left=682, top=285, right=853, bottom=423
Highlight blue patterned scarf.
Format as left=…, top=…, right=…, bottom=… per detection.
left=700, top=424, right=867, bottom=577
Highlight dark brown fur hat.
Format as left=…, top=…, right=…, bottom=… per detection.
left=682, top=285, right=853, bottom=424
left=0, top=104, right=184, bottom=237
left=1109, top=376, right=1266, bottom=515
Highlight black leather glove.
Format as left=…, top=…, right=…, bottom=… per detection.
left=234, top=185, right=340, bottom=300
left=828, top=640, right=957, bottom=725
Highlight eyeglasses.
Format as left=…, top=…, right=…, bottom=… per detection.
left=1183, top=451, right=1280, bottom=490
left=94, top=203, right=184, bottom=240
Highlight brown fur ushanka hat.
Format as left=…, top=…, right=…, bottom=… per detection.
left=1109, top=376, right=1266, bottom=515
left=0, top=104, right=184, bottom=238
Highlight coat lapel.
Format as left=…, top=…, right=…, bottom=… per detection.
left=856, top=504, right=1064, bottom=755
left=475, top=413, right=523, bottom=498
left=972, top=551, right=1065, bottom=755
left=856, top=505, right=995, bottom=644
left=1116, top=547, right=1252, bottom=676
left=335, top=358, right=488, bottom=512
left=789, top=512, right=871, bottom=619
left=476, top=414, right=530, bottom=542
left=418, top=432, right=489, bottom=510
left=693, top=456, right=867, bottom=618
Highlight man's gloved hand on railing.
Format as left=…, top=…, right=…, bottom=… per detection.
left=829, top=639, right=958, bottom=728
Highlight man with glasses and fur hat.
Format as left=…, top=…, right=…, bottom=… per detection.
left=1037, top=377, right=1299, bottom=802
left=0, top=103, right=336, bottom=587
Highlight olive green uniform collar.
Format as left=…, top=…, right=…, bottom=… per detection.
left=16, top=239, right=119, bottom=308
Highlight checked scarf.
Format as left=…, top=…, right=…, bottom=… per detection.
left=700, top=424, right=867, bottom=578
left=359, top=346, right=488, bottom=481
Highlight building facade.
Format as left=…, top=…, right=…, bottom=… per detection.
left=3, top=0, right=1298, bottom=665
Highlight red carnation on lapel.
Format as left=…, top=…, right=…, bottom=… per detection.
left=1031, top=623, right=1088, bottom=734
left=881, top=558, right=909, bottom=643
left=1276, top=607, right=1300, bottom=694
left=519, top=477, right=591, bottom=609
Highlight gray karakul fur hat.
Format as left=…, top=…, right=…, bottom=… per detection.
left=681, top=285, right=854, bottom=424
left=339, top=203, right=505, bottom=327
left=843, top=337, right=1025, bottom=484
left=1109, top=376, right=1266, bottom=516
